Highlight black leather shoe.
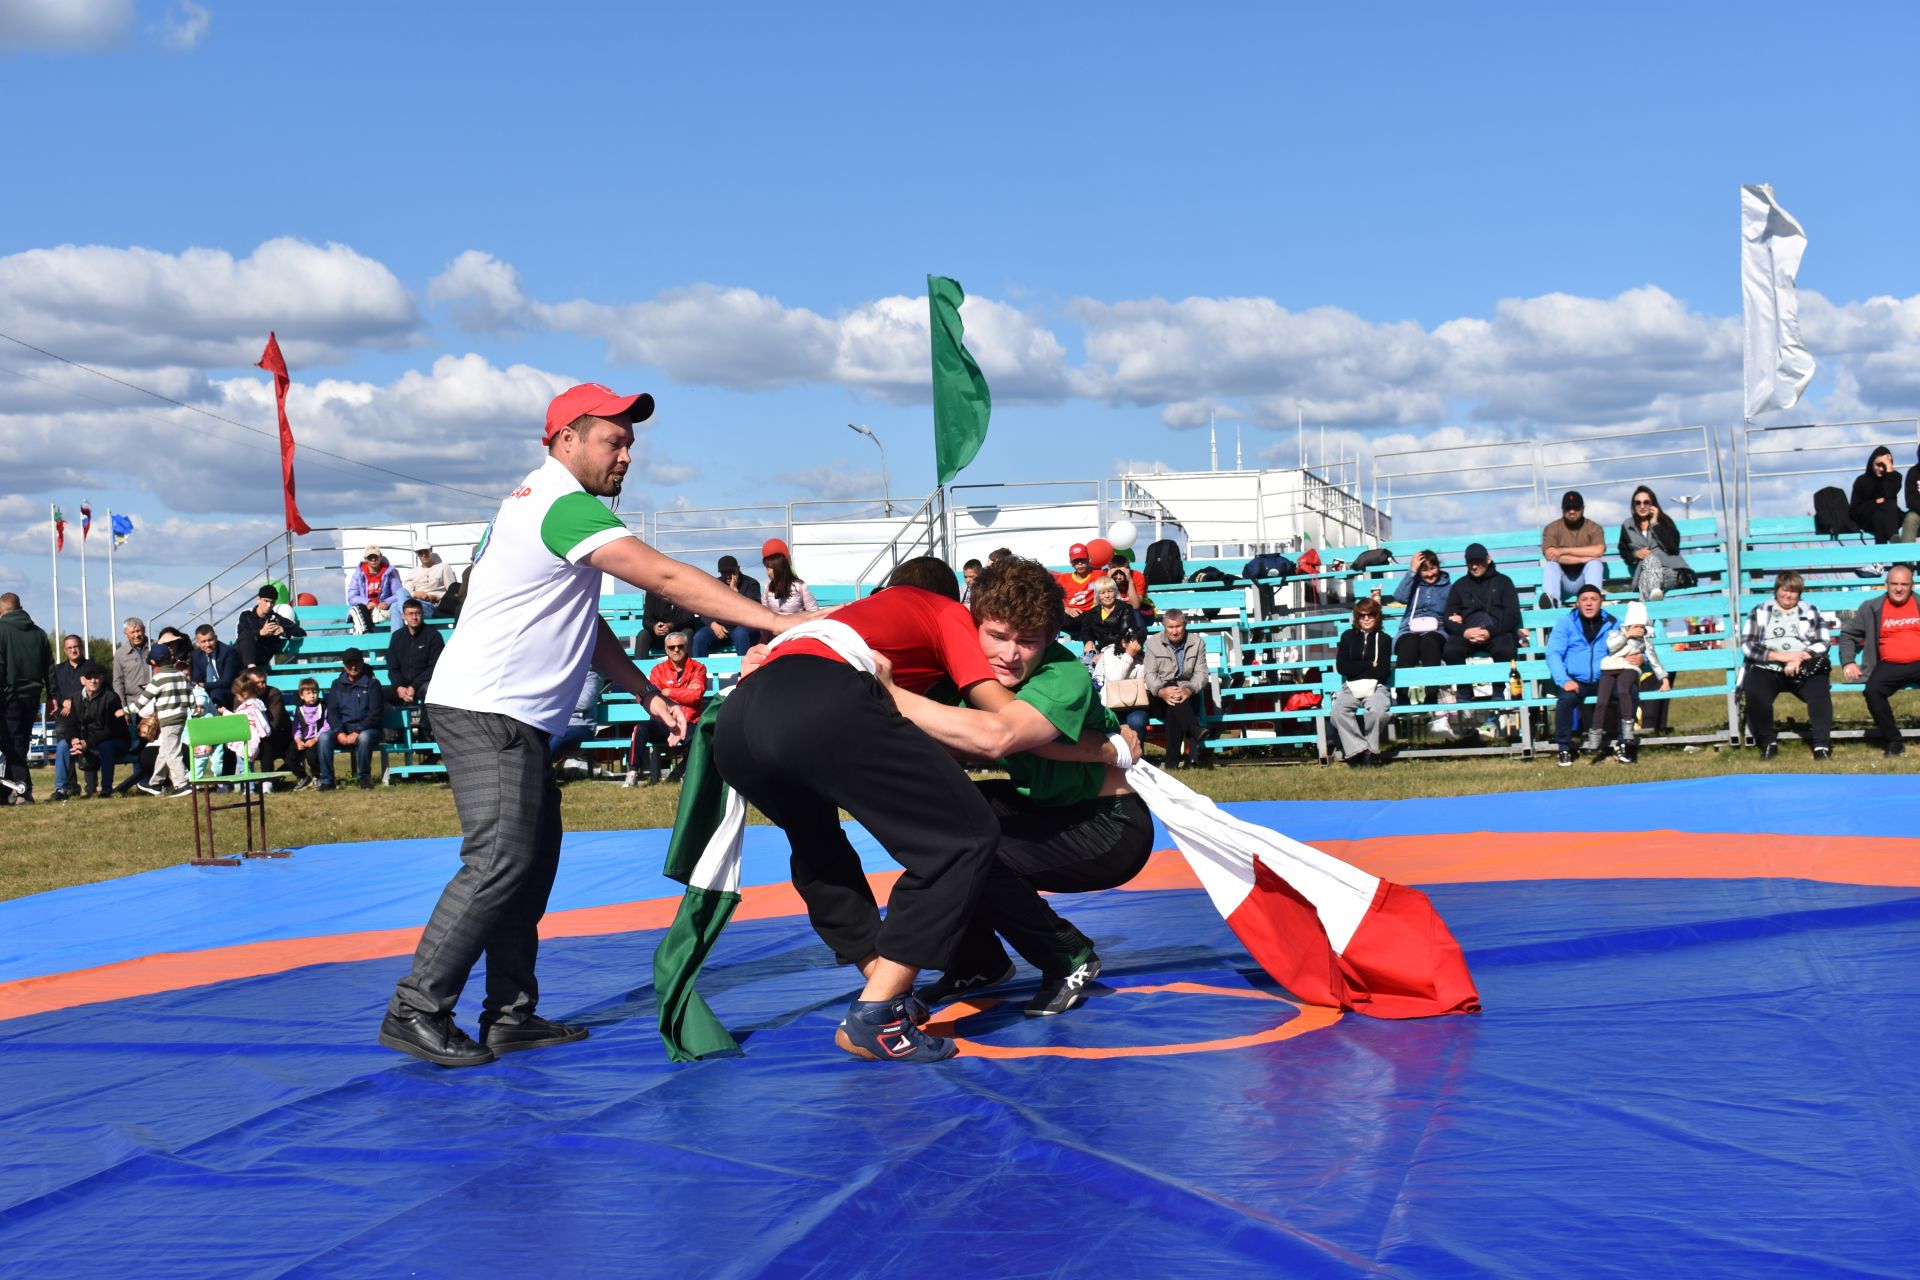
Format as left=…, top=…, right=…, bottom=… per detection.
left=481, top=1013, right=590, bottom=1055
left=378, top=1011, right=496, bottom=1068
left=1759, top=742, right=1778, bottom=760
left=1885, top=741, right=1906, bottom=759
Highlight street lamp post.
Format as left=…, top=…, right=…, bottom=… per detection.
left=848, top=423, right=893, bottom=517
left=1674, top=493, right=1701, bottom=519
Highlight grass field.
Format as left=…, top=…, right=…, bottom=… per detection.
left=1, top=680, right=1904, bottom=903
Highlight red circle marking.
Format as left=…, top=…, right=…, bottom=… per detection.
left=926, top=981, right=1343, bottom=1060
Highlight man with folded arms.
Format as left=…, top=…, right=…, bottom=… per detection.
left=380, top=383, right=804, bottom=1069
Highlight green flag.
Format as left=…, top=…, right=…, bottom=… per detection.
left=654, top=701, right=749, bottom=1062
left=929, top=274, right=991, bottom=485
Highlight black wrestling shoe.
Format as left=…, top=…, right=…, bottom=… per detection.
left=1026, top=953, right=1102, bottom=1017
left=919, top=962, right=1016, bottom=1007
left=1885, top=741, right=1906, bottom=759
left=1812, top=747, right=1832, bottom=761
left=378, top=1011, right=496, bottom=1068
left=1555, top=749, right=1575, bottom=767
left=1759, top=741, right=1778, bottom=761
left=481, top=1013, right=590, bottom=1056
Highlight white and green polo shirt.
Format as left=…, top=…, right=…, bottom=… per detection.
left=426, top=456, right=634, bottom=737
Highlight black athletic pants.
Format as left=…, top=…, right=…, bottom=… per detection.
left=713, top=656, right=998, bottom=971
left=1394, top=631, right=1446, bottom=705
left=1862, top=660, right=1920, bottom=747
left=1743, top=665, right=1833, bottom=748
left=944, top=782, right=1156, bottom=979
left=0, top=696, right=37, bottom=799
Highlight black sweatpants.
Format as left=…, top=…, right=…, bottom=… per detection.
left=0, top=697, right=37, bottom=800
left=713, top=656, right=998, bottom=971
left=1442, top=632, right=1518, bottom=702
left=1862, top=660, right=1920, bottom=747
left=945, top=782, right=1156, bottom=979
left=1743, top=665, right=1833, bottom=748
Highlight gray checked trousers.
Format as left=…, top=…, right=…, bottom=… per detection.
left=389, top=706, right=563, bottom=1024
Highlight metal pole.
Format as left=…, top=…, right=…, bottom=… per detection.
left=106, top=511, right=118, bottom=638
left=49, top=503, right=60, bottom=658
left=79, top=511, right=90, bottom=652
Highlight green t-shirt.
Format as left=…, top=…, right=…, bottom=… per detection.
left=999, top=642, right=1118, bottom=808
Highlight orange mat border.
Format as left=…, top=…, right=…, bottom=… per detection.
left=3, top=829, right=1915, bottom=1023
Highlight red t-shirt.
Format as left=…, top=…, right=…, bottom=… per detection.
left=760, top=586, right=995, bottom=694
left=1057, top=570, right=1100, bottom=612
left=1879, top=596, right=1920, bottom=664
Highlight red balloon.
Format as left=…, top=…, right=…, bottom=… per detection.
left=1086, top=538, right=1114, bottom=569
left=295, top=592, right=318, bottom=607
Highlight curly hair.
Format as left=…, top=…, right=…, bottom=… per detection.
left=969, top=555, right=1065, bottom=634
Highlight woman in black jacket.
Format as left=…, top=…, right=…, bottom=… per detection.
left=1850, top=446, right=1904, bottom=545
left=1617, top=485, right=1692, bottom=600
left=1331, top=598, right=1394, bottom=766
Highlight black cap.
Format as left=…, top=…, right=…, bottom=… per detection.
left=717, top=555, right=741, bottom=575
left=1577, top=583, right=1603, bottom=598
left=257, top=584, right=278, bottom=600
left=1562, top=491, right=1585, bottom=512
left=79, top=661, right=108, bottom=680
left=1465, top=542, right=1490, bottom=564
left=342, top=648, right=365, bottom=666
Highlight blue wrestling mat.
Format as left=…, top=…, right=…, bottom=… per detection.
left=3, top=777, right=1917, bottom=1277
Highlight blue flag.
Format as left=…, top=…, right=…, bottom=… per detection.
left=111, top=513, right=134, bottom=547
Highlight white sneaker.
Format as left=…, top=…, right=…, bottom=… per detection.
left=1648, top=588, right=1664, bottom=601
left=622, top=770, right=638, bottom=789
left=1428, top=715, right=1456, bottom=739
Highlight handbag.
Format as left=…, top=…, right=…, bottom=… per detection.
left=1102, top=678, right=1149, bottom=709
left=1673, top=567, right=1699, bottom=589
left=138, top=713, right=161, bottom=742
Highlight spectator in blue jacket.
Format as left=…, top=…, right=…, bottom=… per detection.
left=1389, top=549, right=1451, bottom=706
left=1545, top=583, right=1620, bottom=766
left=189, top=624, right=242, bottom=710
left=346, top=546, right=412, bottom=633
left=319, top=648, right=386, bottom=790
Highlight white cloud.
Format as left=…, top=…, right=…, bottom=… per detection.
left=0, top=353, right=695, bottom=528
left=0, top=0, right=132, bottom=53
left=0, top=238, right=418, bottom=370
left=772, top=461, right=887, bottom=501
left=429, top=254, right=1074, bottom=402
left=425, top=250, right=528, bottom=332
left=158, top=0, right=208, bottom=50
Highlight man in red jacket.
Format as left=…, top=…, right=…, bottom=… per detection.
left=632, top=631, right=707, bottom=784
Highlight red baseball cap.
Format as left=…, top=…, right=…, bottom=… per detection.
left=543, top=383, right=656, bottom=444
left=1068, top=542, right=1090, bottom=561
left=761, top=538, right=791, bottom=560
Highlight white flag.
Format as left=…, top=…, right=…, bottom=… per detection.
left=1741, top=183, right=1815, bottom=418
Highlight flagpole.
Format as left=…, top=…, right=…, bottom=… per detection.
left=79, top=509, right=90, bottom=652
left=107, top=511, right=118, bottom=639
left=48, top=504, right=60, bottom=655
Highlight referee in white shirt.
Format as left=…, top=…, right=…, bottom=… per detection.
left=380, top=384, right=802, bottom=1068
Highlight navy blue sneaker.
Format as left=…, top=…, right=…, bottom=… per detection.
left=918, top=962, right=1016, bottom=1008
left=834, top=996, right=957, bottom=1063
left=1026, top=952, right=1102, bottom=1017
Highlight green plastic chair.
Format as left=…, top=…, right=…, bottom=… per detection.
left=183, top=714, right=294, bottom=866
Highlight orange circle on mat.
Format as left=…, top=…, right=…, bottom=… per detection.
left=926, top=981, right=1344, bottom=1060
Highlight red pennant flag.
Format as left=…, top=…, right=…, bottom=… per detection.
left=80, top=502, right=92, bottom=541
left=256, top=332, right=312, bottom=536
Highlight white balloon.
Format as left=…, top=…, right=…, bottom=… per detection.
left=1106, top=519, right=1138, bottom=550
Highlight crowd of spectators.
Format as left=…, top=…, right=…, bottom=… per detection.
left=9, top=467, right=1920, bottom=799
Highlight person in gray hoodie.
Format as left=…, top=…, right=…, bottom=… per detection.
left=1839, top=564, right=1920, bottom=756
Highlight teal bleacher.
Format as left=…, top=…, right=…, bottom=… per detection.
left=252, top=510, right=1903, bottom=775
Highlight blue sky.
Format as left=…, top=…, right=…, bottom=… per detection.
left=4, top=2, right=1919, bottom=629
